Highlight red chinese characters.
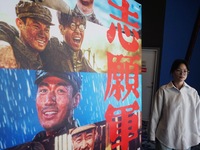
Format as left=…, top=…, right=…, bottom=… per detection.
left=105, top=0, right=141, bottom=149
left=107, top=0, right=140, bottom=52
left=105, top=101, right=139, bottom=149
left=104, top=52, right=140, bottom=101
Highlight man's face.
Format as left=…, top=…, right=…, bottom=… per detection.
left=60, top=18, right=85, bottom=52
left=36, top=76, right=75, bottom=134
left=72, top=129, right=96, bottom=150
left=79, top=0, right=94, bottom=5
left=17, top=18, right=50, bottom=52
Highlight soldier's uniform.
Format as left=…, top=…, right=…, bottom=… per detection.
left=6, top=70, right=82, bottom=150
left=40, top=10, right=96, bottom=72
left=40, top=37, right=95, bottom=72
left=0, top=1, right=53, bottom=70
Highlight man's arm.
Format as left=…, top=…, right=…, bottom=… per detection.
left=0, top=42, right=19, bottom=69
left=0, top=21, right=19, bottom=44
left=0, top=22, right=19, bottom=68
left=26, top=0, right=71, bottom=14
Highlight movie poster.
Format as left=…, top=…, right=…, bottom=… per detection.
left=0, top=0, right=142, bottom=149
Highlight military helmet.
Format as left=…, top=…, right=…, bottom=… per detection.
left=57, top=10, right=86, bottom=27
left=35, top=70, right=82, bottom=95
left=15, top=1, right=54, bottom=25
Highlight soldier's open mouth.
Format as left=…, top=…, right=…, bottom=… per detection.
left=44, top=111, right=57, bottom=115
left=43, top=111, right=58, bottom=119
left=73, top=37, right=81, bottom=44
left=37, top=39, right=46, bottom=46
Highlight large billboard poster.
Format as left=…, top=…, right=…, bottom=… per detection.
left=0, top=0, right=142, bottom=149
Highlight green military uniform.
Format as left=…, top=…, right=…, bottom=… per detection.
left=0, top=21, right=43, bottom=70
left=0, top=1, right=53, bottom=70
left=41, top=37, right=96, bottom=72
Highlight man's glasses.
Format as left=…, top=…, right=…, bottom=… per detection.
left=69, top=22, right=85, bottom=32
left=175, top=69, right=189, bottom=74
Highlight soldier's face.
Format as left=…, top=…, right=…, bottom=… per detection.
left=72, top=129, right=96, bottom=150
left=36, top=76, right=75, bottom=135
left=60, top=18, right=85, bottom=52
left=17, top=18, right=50, bottom=52
left=79, top=0, right=94, bottom=5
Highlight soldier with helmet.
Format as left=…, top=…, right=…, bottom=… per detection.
left=0, top=0, right=53, bottom=69
left=40, top=10, right=96, bottom=72
left=7, top=70, right=82, bottom=150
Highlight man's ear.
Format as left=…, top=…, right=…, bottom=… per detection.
left=73, top=92, right=81, bottom=108
left=59, top=25, right=65, bottom=35
left=16, top=18, right=24, bottom=29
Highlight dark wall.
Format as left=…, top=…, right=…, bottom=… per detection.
left=187, top=32, right=200, bottom=93
left=137, top=0, right=200, bottom=93
left=160, top=0, right=200, bottom=93
left=136, top=0, right=166, bottom=48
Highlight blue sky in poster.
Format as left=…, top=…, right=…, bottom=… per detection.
left=0, top=69, right=141, bottom=149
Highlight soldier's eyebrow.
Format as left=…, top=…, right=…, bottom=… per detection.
left=73, top=132, right=82, bottom=139
left=38, top=81, right=71, bottom=87
left=57, top=82, right=71, bottom=87
left=38, top=82, right=48, bottom=87
left=31, top=19, right=50, bottom=27
left=31, top=19, right=41, bottom=25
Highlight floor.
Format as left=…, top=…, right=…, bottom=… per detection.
left=142, top=121, right=155, bottom=150
left=141, top=121, right=200, bottom=150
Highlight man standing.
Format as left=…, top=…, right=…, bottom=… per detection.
left=41, top=10, right=95, bottom=72
left=0, top=1, right=53, bottom=69
left=6, top=70, right=82, bottom=150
